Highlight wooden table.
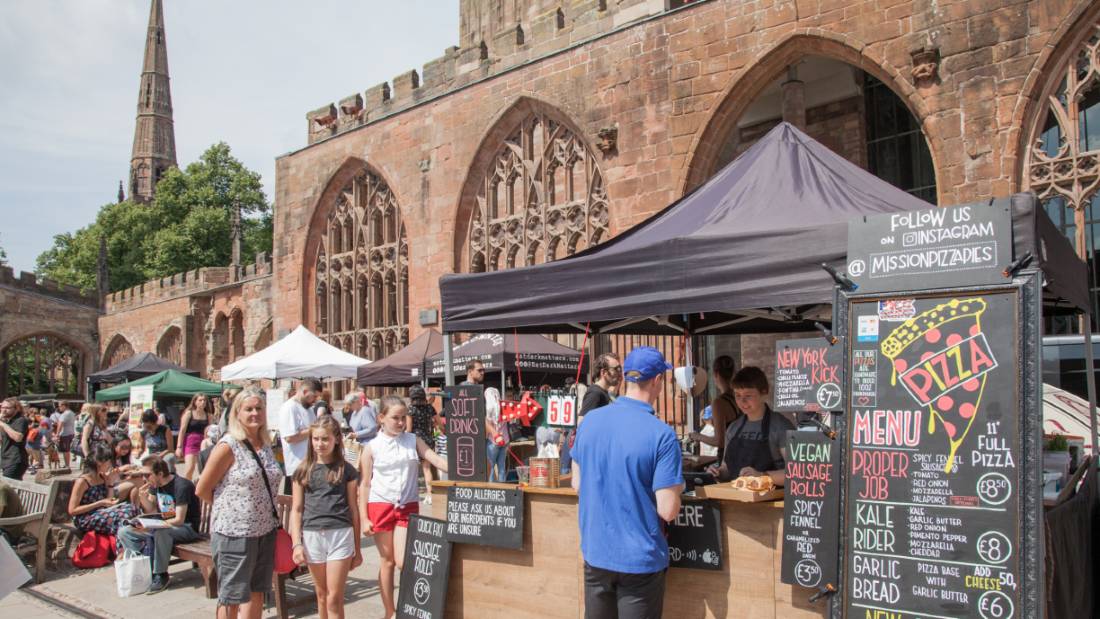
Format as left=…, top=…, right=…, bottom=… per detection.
left=426, top=481, right=828, bottom=618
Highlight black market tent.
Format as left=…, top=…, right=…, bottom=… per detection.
left=425, top=333, right=586, bottom=381
left=88, top=352, right=199, bottom=386
left=440, top=122, right=1090, bottom=335
left=357, top=329, right=444, bottom=387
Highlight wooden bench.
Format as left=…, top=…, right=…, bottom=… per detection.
left=172, top=499, right=218, bottom=597
left=173, top=495, right=311, bottom=619
left=0, top=476, right=60, bottom=583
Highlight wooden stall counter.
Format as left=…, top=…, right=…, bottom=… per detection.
left=426, top=481, right=828, bottom=619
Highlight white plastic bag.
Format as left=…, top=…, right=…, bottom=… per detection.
left=114, top=550, right=151, bottom=597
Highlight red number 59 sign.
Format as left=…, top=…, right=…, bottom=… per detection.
left=547, top=395, right=577, bottom=427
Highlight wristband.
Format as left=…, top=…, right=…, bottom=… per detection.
left=292, top=543, right=303, bottom=549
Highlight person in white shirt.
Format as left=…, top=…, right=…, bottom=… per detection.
left=278, top=379, right=320, bottom=493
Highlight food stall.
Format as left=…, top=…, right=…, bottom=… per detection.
left=425, top=123, right=1095, bottom=618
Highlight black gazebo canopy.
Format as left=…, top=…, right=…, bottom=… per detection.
left=440, top=123, right=1088, bottom=335
left=88, top=352, right=198, bottom=386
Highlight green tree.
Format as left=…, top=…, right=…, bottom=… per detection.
left=0, top=235, right=8, bottom=266
left=36, top=142, right=272, bottom=293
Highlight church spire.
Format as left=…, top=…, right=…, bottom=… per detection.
left=129, top=0, right=176, bottom=204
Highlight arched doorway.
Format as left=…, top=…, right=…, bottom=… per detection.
left=229, top=310, right=245, bottom=362
left=211, top=313, right=229, bottom=372
left=2, top=333, right=85, bottom=398
left=696, top=55, right=936, bottom=203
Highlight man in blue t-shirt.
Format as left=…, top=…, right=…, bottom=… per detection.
left=571, top=346, right=683, bottom=618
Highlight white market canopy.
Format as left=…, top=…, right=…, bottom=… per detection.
left=220, top=325, right=371, bottom=380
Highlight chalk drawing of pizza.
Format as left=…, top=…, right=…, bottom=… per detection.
left=881, top=298, right=998, bottom=472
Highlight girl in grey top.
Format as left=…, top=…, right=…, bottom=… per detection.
left=289, top=416, right=362, bottom=619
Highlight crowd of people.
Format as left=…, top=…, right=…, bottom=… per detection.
left=0, top=342, right=788, bottom=619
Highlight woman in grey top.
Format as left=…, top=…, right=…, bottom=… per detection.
left=196, top=388, right=281, bottom=619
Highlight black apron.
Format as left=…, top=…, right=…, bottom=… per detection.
left=721, top=408, right=777, bottom=480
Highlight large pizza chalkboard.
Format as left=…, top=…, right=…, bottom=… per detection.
left=842, top=292, right=1022, bottom=619
left=775, top=338, right=843, bottom=412
left=397, top=515, right=452, bottom=619
left=445, top=384, right=487, bottom=482
left=781, top=431, right=840, bottom=590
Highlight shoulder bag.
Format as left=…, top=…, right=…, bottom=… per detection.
left=240, top=439, right=297, bottom=575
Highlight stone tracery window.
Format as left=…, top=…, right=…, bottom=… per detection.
left=468, top=109, right=609, bottom=272
left=1025, top=22, right=1100, bottom=332
left=2, top=334, right=84, bottom=398
left=103, top=334, right=135, bottom=369
left=156, top=326, right=183, bottom=367
left=313, top=168, right=409, bottom=358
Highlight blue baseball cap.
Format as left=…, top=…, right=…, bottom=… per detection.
left=623, top=346, right=673, bottom=383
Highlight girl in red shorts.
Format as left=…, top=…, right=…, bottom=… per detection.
left=358, top=396, right=448, bottom=618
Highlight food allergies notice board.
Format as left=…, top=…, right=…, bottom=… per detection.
left=843, top=293, right=1022, bottom=619
left=845, top=203, right=1011, bottom=294
left=445, top=485, right=524, bottom=549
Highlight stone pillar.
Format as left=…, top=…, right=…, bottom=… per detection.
left=781, top=65, right=806, bottom=130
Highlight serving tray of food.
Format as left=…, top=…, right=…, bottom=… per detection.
left=695, top=475, right=783, bottom=502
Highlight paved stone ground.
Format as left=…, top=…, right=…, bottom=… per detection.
left=4, top=537, right=389, bottom=618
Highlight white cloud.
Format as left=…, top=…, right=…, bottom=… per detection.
left=0, top=0, right=459, bottom=273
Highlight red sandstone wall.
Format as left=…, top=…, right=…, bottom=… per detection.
left=274, top=0, right=1094, bottom=339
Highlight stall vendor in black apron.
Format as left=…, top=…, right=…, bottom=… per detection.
left=706, top=367, right=795, bottom=486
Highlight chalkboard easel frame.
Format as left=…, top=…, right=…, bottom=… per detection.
left=828, top=271, right=1045, bottom=619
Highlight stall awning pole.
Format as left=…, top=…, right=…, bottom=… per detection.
left=1084, top=318, right=1098, bottom=479
left=443, top=333, right=455, bottom=387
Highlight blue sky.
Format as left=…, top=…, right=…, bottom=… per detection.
left=0, top=0, right=459, bottom=273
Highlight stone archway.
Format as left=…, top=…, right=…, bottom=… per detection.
left=682, top=32, right=939, bottom=203
left=101, top=333, right=135, bottom=369
left=2, top=332, right=86, bottom=398
left=155, top=326, right=183, bottom=367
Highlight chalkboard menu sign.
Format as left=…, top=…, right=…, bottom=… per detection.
left=775, top=338, right=843, bottom=412
left=397, top=515, right=452, bottom=619
left=668, top=500, right=723, bottom=571
left=843, top=292, right=1022, bottom=618
left=445, top=485, right=524, bottom=549
left=846, top=203, right=1011, bottom=294
left=781, top=431, right=840, bottom=589
left=445, top=384, right=487, bottom=482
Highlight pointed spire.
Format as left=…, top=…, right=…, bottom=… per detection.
left=230, top=201, right=242, bottom=280
left=117, top=180, right=125, bottom=204
left=130, top=0, right=176, bottom=204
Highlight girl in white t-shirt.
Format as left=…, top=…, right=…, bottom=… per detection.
left=358, top=396, right=448, bottom=619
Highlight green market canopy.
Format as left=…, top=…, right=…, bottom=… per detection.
left=93, top=369, right=225, bottom=402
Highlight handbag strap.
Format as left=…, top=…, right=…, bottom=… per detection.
left=240, top=438, right=280, bottom=523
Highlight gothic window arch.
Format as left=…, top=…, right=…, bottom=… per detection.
left=156, top=326, right=183, bottom=367
left=1024, top=19, right=1100, bottom=331
left=2, top=334, right=84, bottom=398
left=311, top=167, right=408, bottom=358
left=465, top=104, right=610, bottom=273
left=229, top=310, right=245, bottom=362
left=103, top=334, right=135, bottom=369
left=211, top=313, right=229, bottom=371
